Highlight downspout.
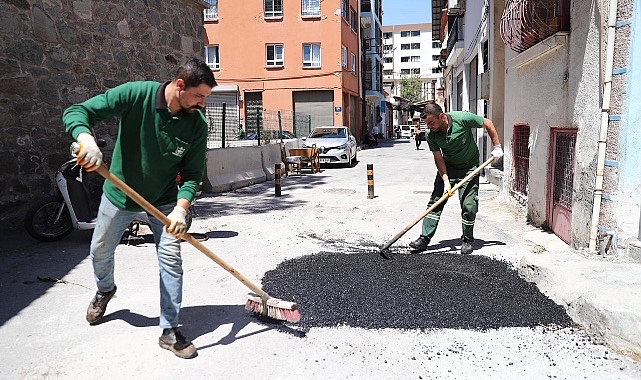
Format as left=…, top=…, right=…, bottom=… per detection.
left=589, top=0, right=619, bottom=251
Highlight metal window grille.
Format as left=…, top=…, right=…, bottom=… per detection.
left=552, top=130, right=576, bottom=209
left=512, top=124, right=530, bottom=196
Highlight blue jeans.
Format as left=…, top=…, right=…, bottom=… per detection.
left=91, top=194, right=183, bottom=329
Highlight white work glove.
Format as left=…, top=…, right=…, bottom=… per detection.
left=491, top=144, right=504, bottom=163
left=76, top=132, right=103, bottom=172
left=166, top=206, right=188, bottom=238
left=443, top=181, right=453, bottom=197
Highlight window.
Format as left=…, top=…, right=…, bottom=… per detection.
left=341, top=0, right=348, bottom=21
left=301, top=0, right=320, bottom=16
left=401, top=31, right=410, bottom=37
left=383, top=57, right=392, bottom=63
left=204, top=45, right=219, bottom=70
left=432, top=41, right=440, bottom=49
left=400, top=56, right=409, bottom=62
left=400, top=44, right=410, bottom=50
left=266, top=44, right=284, bottom=67
left=383, top=32, right=392, bottom=39
left=351, top=53, right=356, bottom=75
left=411, top=68, right=420, bottom=75
left=400, top=69, right=410, bottom=75
left=350, top=7, right=357, bottom=31
left=342, top=46, right=348, bottom=68
left=432, top=67, right=442, bottom=74
left=411, top=43, right=420, bottom=49
left=411, top=30, right=420, bottom=37
left=482, top=40, right=489, bottom=71
left=303, top=43, right=321, bottom=67
left=383, top=69, right=393, bottom=76
left=204, top=0, right=218, bottom=20
left=383, top=44, right=393, bottom=52
left=265, top=0, right=283, bottom=18
left=500, top=0, right=570, bottom=53
left=432, top=55, right=440, bottom=61
left=411, top=56, right=420, bottom=62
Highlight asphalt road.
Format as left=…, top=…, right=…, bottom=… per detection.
left=1, top=138, right=641, bottom=379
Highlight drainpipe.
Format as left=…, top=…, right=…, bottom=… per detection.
left=589, top=0, right=619, bottom=252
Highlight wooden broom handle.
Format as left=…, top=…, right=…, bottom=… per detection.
left=380, top=157, right=495, bottom=251
left=95, top=165, right=267, bottom=297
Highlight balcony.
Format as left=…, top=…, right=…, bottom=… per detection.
left=446, top=17, right=464, bottom=65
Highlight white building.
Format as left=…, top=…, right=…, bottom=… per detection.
left=381, top=23, right=443, bottom=127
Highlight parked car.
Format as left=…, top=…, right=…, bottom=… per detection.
left=245, top=130, right=296, bottom=141
left=400, top=124, right=412, bottom=139
left=302, top=126, right=357, bottom=167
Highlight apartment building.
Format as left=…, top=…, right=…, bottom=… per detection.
left=202, top=0, right=361, bottom=139
left=381, top=23, right=443, bottom=127
left=360, top=0, right=385, bottom=136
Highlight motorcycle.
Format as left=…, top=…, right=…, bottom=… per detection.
left=24, top=140, right=194, bottom=242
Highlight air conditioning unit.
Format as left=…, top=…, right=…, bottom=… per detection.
left=447, top=0, right=465, bottom=16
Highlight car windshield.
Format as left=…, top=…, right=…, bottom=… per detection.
left=309, top=128, right=347, bottom=138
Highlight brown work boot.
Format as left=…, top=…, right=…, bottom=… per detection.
left=159, top=327, right=198, bottom=359
left=86, top=285, right=117, bottom=324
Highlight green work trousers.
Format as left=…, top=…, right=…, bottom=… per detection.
left=421, top=164, right=479, bottom=243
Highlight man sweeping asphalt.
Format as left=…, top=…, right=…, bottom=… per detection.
left=409, top=102, right=503, bottom=254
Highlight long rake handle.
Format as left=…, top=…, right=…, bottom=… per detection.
left=95, top=165, right=268, bottom=298
left=380, top=157, right=494, bottom=251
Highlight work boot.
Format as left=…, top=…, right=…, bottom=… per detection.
left=409, top=236, right=429, bottom=251
left=461, top=241, right=473, bottom=255
left=159, top=327, right=198, bottom=359
left=86, top=285, right=117, bottom=324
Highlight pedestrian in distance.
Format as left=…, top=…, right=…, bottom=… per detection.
left=63, top=57, right=217, bottom=359
left=414, top=120, right=425, bottom=150
left=409, top=102, right=503, bottom=255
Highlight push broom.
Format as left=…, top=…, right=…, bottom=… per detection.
left=379, top=157, right=494, bottom=259
left=94, top=165, right=301, bottom=323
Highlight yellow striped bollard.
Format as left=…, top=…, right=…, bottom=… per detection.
left=367, top=163, right=374, bottom=199
left=275, top=164, right=282, bottom=197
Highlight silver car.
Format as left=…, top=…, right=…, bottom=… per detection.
left=302, top=126, right=357, bottom=167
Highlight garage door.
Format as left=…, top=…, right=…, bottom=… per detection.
left=205, top=85, right=240, bottom=147
left=293, top=90, right=334, bottom=134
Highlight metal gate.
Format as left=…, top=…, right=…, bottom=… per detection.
left=244, top=92, right=263, bottom=136
left=547, top=129, right=576, bottom=244
left=512, top=124, right=530, bottom=196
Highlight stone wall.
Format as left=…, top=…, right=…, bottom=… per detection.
left=0, top=0, right=207, bottom=229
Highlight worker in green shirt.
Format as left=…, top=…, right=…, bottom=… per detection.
left=64, top=58, right=216, bottom=359
left=409, top=102, right=503, bottom=255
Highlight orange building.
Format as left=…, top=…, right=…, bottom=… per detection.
left=203, top=0, right=362, bottom=139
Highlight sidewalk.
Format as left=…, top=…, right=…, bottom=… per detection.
left=479, top=184, right=641, bottom=361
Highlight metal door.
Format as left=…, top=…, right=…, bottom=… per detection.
left=244, top=92, right=263, bottom=136
left=547, top=129, right=576, bottom=244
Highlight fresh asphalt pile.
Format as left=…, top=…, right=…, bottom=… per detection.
left=261, top=247, right=574, bottom=331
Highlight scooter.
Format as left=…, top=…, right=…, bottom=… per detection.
left=24, top=140, right=193, bottom=242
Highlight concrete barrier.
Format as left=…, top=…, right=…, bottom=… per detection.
left=203, top=145, right=266, bottom=193
left=261, top=143, right=285, bottom=181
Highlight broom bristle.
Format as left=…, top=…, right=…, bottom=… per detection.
left=245, top=294, right=301, bottom=323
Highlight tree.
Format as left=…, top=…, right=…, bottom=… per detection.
left=399, top=74, right=424, bottom=104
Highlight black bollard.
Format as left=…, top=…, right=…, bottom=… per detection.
left=275, top=164, right=282, bottom=197
left=367, top=163, right=374, bottom=199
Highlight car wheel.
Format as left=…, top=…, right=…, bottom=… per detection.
left=350, top=150, right=357, bottom=167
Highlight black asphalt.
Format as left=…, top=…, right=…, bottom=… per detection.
left=262, top=247, right=574, bottom=330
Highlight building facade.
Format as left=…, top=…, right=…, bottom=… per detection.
left=433, top=0, right=641, bottom=257
left=381, top=23, right=444, bottom=129
left=202, top=0, right=361, bottom=139
left=360, top=0, right=385, bottom=137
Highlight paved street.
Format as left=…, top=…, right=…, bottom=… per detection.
left=2, top=138, right=641, bottom=379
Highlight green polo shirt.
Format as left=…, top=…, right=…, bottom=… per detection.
left=427, top=111, right=483, bottom=169
left=63, top=81, right=208, bottom=211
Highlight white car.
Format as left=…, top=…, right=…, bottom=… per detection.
left=302, top=126, right=357, bottom=167
left=399, top=124, right=412, bottom=139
